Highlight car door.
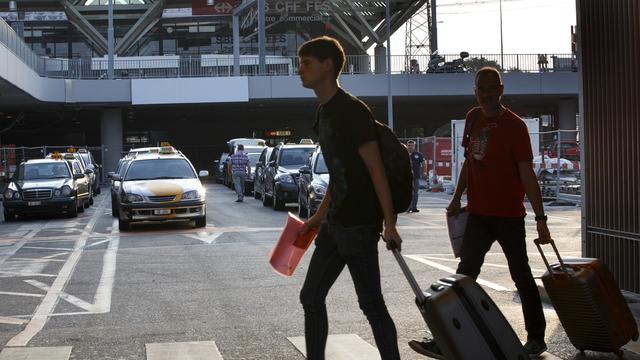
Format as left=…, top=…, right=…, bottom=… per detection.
left=71, top=161, right=89, bottom=199
left=264, top=147, right=279, bottom=195
left=255, top=148, right=267, bottom=193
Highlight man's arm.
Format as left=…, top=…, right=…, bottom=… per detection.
left=358, top=140, right=402, bottom=251
left=518, top=161, right=551, bottom=243
left=302, top=186, right=330, bottom=233
left=447, top=159, right=469, bottom=213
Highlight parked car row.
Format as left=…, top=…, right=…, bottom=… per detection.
left=2, top=149, right=100, bottom=221
left=217, top=139, right=329, bottom=217
left=107, top=146, right=209, bottom=231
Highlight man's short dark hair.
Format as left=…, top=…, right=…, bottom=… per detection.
left=475, top=67, right=503, bottom=85
left=298, top=36, right=346, bottom=79
left=406, top=140, right=416, bottom=145
left=237, top=144, right=244, bottom=150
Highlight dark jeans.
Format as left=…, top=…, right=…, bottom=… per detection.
left=410, top=177, right=420, bottom=210
left=300, top=222, right=400, bottom=360
left=457, top=214, right=546, bottom=342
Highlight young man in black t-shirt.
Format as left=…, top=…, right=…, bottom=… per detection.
left=407, top=140, right=427, bottom=212
left=297, top=36, right=402, bottom=360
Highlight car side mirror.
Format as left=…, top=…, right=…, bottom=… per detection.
left=74, top=173, right=84, bottom=180
left=107, top=172, right=115, bottom=179
left=85, top=169, right=94, bottom=175
left=299, top=166, right=311, bottom=175
left=199, top=170, right=209, bottom=177
left=111, top=174, right=122, bottom=181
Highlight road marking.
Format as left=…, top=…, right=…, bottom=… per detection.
left=9, top=258, right=66, bottom=262
left=0, top=271, right=57, bottom=278
left=40, top=252, right=71, bottom=259
left=0, top=346, right=72, bottom=359
left=0, top=291, right=44, bottom=298
left=85, top=238, right=111, bottom=249
left=93, top=237, right=118, bottom=313
left=24, top=280, right=95, bottom=312
left=419, top=255, right=547, bottom=273
left=6, top=196, right=107, bottom=347
left=288, top=334, right=381, bottom=359
left=22, top=247, right=74, bottom=251
left=0, top=316, right=29, bottom=325
left=146, top=341, right=223, bottom=360
left=404, top=254, right=511, bottom=292
left=184, top=232, right=223, bottom=244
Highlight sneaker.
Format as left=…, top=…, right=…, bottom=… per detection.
left=408, top=339, right=445, bottom=359
left=235, top=199, right=242, bottom=203
left=523, top=339, right=547, bottom=358
left=413, top=208, right=420, bottom=213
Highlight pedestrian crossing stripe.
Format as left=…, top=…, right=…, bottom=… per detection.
left=146, top=341, right=223, bottom=360
left=288, top=334, right=381, bottom=360
left=0, top=346, right=72, bottom=360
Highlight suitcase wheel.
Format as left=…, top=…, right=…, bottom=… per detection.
left=615, top=349, right=624, bottom=359
left=633, top=332, right=639, bottom=342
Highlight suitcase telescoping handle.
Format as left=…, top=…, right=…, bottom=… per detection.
left=534, top=238, right=568, bottom=275
left=391, top=248, right=427, bottom=304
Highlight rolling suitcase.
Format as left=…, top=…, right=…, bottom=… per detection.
left=535, top=239, right=639, bottom=357
left=392, top=249, right=528, bottom=360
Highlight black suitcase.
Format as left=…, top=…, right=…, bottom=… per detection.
left=535, top=239, right=639, bottom=356
left=392, top=249, right=527, bottom=360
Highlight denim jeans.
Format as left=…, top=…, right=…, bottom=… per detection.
left=300, top=222, right=400, bottom=360
left=232, top=172, right=246, bottom=200
left=410, top=177, right=420, bottom=210
left=456, top=214, right=546, bottom=342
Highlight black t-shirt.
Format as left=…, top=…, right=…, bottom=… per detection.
left=313, top=88, right=383, bottom=228
left=410, top=151, right=425, bottom=176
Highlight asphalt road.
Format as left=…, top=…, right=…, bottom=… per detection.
left=0, top=182, right=638, bottom=360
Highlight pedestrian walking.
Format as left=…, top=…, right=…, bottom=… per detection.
left=407, top=140, right=427, bottom=212
left=410, top=67, right=552, bottom=358
left=297, top=36, right=402, bottom=360
left=228, top=144, right=251, bottom=202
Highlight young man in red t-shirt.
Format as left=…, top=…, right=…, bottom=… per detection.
left=411, top=67, right=552, bottom=358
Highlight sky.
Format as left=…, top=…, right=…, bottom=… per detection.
left=369, top=0, right=577, bottom=56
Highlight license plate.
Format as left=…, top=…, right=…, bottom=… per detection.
left=28, top=201, right=42, bottom=206
left=154, top=209, right=171, bottom=215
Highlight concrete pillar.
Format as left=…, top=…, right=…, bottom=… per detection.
left=558, top=99, right=579, bottom=140
left=374, top=45, right=386, bottom=74
left=100, top=108, right=122, bottom=174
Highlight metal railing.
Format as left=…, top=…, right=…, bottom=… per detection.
left=2, top=14, right=577, bottom=80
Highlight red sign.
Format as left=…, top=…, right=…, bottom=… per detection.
left=192, top=0, right=237, bottom=15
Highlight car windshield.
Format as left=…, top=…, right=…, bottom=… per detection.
left=248, top=153, right=261, bottom=166
left=280, top=148, right=315, bottom=167
left=124, top=159, right=196, bottom=181
left=80, top=154, right=91, bottom=165
left=17, top=163, right=71, bottom=180
left=314, top=153, right=328, bottom=174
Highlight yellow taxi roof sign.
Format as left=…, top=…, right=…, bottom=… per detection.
left=160, top=142, right=172, bottom=147
left=51, top=152, right=63, bottom=160
left=67, top=147, right=77, bottom=153
left=159, top=146, right=177, bottom=154
left=299, top=139, right=314, bottom=145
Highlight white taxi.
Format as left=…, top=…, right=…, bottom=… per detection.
left=112, top=147, right=208, bottom=231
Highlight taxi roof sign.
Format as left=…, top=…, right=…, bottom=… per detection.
left=67, top=147, right=77, bottom=153
left=51, top=152, right=63, bottom=160
left=63, top=153, right=76, bottom=160
left=78, top=149, right=88, bottom=153
left=299, top=139, right=314, bottom=145
left=159, top=146, right=178, bottom=154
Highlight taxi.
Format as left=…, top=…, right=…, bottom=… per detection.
left=2, top=154, right=91, bottom=221
left=112, top=147, right=208, bottom=231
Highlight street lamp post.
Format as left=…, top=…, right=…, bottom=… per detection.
left=386, top=0, right=393, bottom=130
left=107, top=0, right=114, bottom=79
left=499, top=0, right=504, bottom=69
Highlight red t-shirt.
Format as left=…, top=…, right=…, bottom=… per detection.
left=462, top=107, right=533, bottom=217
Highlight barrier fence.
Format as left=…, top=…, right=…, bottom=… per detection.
left=400, top=130, right=581, bottom=204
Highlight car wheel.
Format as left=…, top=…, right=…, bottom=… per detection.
left=67, top=203, right=78, bottom=218
left=86, top=198, right=92, bottom=208
left=254, top=187, right=260, bottom=199
left=3, top=209, right=15, bottom=222
left=262, top=188, right=272, bottom=207
left=273, top=186, right=285, bottom=211
left=78, top=202, right=85, bottom=212
left=194, top=216, right=206, bottom=228
left=95, top=186, right=101, bottom=195
left=111, top=202, right=119, bottom=217
left=298, top=195, right=308, bottom=218
left=118, top=218, right=130, bottom=231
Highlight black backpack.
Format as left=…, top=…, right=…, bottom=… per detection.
left=375, top=121, right=414, bottom=214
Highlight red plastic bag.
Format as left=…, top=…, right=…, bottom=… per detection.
left=268, top=212, right=318, bottom=277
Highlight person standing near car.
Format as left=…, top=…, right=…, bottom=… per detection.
left=228, top=144, right=251, bottom=202
left=297, top=36, right=403, bottom=360
left=409, top=67, right=552, bottom=358
left=407, top=140, right=427, bottom=213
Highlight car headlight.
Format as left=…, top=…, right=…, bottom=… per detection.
left=182, top=190, right=202, bottom=200
left=314, top=185, right=327, bottom=196
left=277, top=174, right=294, bottom=184
left=13, top=191, right=20, bottom=200
left=60, top=185, right=72, bottom=197
left=126, top=193, right=144, bottom=202
left=4, top=189, right=14, bottom=200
